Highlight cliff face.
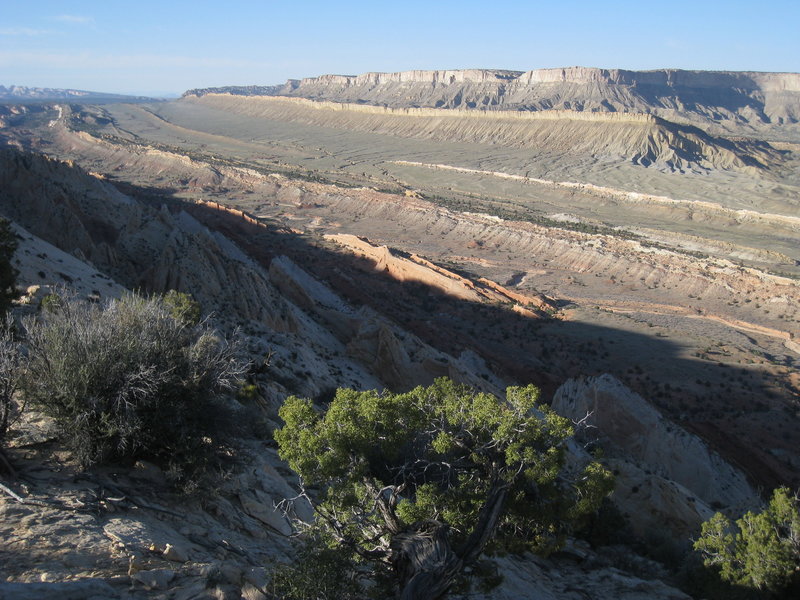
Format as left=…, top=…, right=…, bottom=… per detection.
left=293, top=68, right=524, bottom=87
left=283, top=67, right=800, bottom=90
left=325, top=233, right=554, bottom=311
left=188, top=67, right=800, bottom=137
left=186, top=93, right=780, bottom=173
left=517, top=67, right=800, bottom=89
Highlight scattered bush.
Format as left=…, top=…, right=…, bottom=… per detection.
left=695, top=487, right=800, bottom=597
left=22, top=291, right=245, bottom=480
left=40, top=292, right=64, bottom=313
left=162, top=289, right=202, bottom=325
left=266, top=534, right=365, bottom=600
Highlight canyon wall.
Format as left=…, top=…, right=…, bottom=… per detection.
left=186, top=67, right=800, bottom=134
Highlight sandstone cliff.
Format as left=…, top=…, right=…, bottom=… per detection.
left=185, top=67, right=800, bottom=138
left=325, top=233, right=554, bottom=312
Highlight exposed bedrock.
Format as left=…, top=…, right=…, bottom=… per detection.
left=0, top=148, right=274, bottom=324
left=553, top=374, right=761, bottom=539
left=268, top=255, right=505, bottom=393
left=0, top=146, right=512, bottom=398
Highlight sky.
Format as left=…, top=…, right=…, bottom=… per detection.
left=1, top=1, right=798, bottom=97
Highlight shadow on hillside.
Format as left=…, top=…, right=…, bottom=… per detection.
left=130, top=190, right=797, bottom=490
left=7, top=154, right=792, bottom=493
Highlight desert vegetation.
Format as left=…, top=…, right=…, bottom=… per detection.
left=0, top=219, right=20, bottom=475
left=0, top=318, right=23, bottom=476
left=274, top=378, right=613, bottom=598
left=0, top=282, right=795, bottom=599
left=2, top=290, right=245, bottom=484
left=0, top=219, right=18, bottom=315
left=1, top=66, right=799, bottom=599
left=695, top=488, right=800, bottom=597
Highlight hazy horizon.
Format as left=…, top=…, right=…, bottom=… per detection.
left=2, top=0, right=799, bottom=97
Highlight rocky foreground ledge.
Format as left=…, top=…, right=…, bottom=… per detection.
left=1, top=375, right=720, bottom=599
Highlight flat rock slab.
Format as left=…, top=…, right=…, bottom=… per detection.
left=103, top=516, right=192, bottom=555
left=237, top=489, right=293, bottom=536
left=0, top=501, right=112, bottom=580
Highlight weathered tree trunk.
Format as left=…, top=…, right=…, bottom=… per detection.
left=390, top=521, right=462, bottom=600
left=456, top=482, right=509, bottom=564
left=389, top=482, right=510, bottom=600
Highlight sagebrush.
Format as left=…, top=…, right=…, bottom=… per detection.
left=22, top=292, right=245, bottom=478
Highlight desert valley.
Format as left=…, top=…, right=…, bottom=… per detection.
left=0, top=66, right=799, bottom=599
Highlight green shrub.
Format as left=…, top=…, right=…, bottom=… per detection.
left=162, top=290, right=202, bottom=325
left=695, top=487, right=800, bottom=596
left=266, top=534, right=365, bottom=600
left=22, top=292, right=245, bottom=480
left=40, top=292, right=64, bottom=313
left=275, top=378, right=613, bottom=596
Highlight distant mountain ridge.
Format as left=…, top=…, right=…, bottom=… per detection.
left=0, top=85, right=153, bottom=102
left=183, top=67, right=800, bottom=137
left=182, top=84, right=284, bottom=98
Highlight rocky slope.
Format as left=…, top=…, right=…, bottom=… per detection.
left=553, top=375, right=760, bottom=539
left=0, top=142, right=759, bottom=598
left=185, top=67, right=800, bottom=138
left=0, top=146, right=511, bottom=399
left=2, top=80, right=798, bottom=592
left=5, top=113, right=797, bottom=485
left=325, top=233, right=554, bottom=313
left=183, top=93, right=779, bottom=174
left=0, top=427, right=693, bottom=600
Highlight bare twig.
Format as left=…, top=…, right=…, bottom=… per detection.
left=0, top=481, right=55, bottom=508
left=0, top=480, right=25, bottom=502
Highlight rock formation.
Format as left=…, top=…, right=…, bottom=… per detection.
left=326, top=233, right=554, bottom=311
left=552, top=374, right=761, bottom=538
left=0, top=128, right=785, bottom=599
left=2, top=64, right=797, bottom=596
left=0, top=145, right=512, bottom=399
left=185, top=67, right=800, bottom=138
left=0, top=84, right=150, bottom=102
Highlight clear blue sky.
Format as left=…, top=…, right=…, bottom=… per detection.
left=1, top=1, right=798, bottom=96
